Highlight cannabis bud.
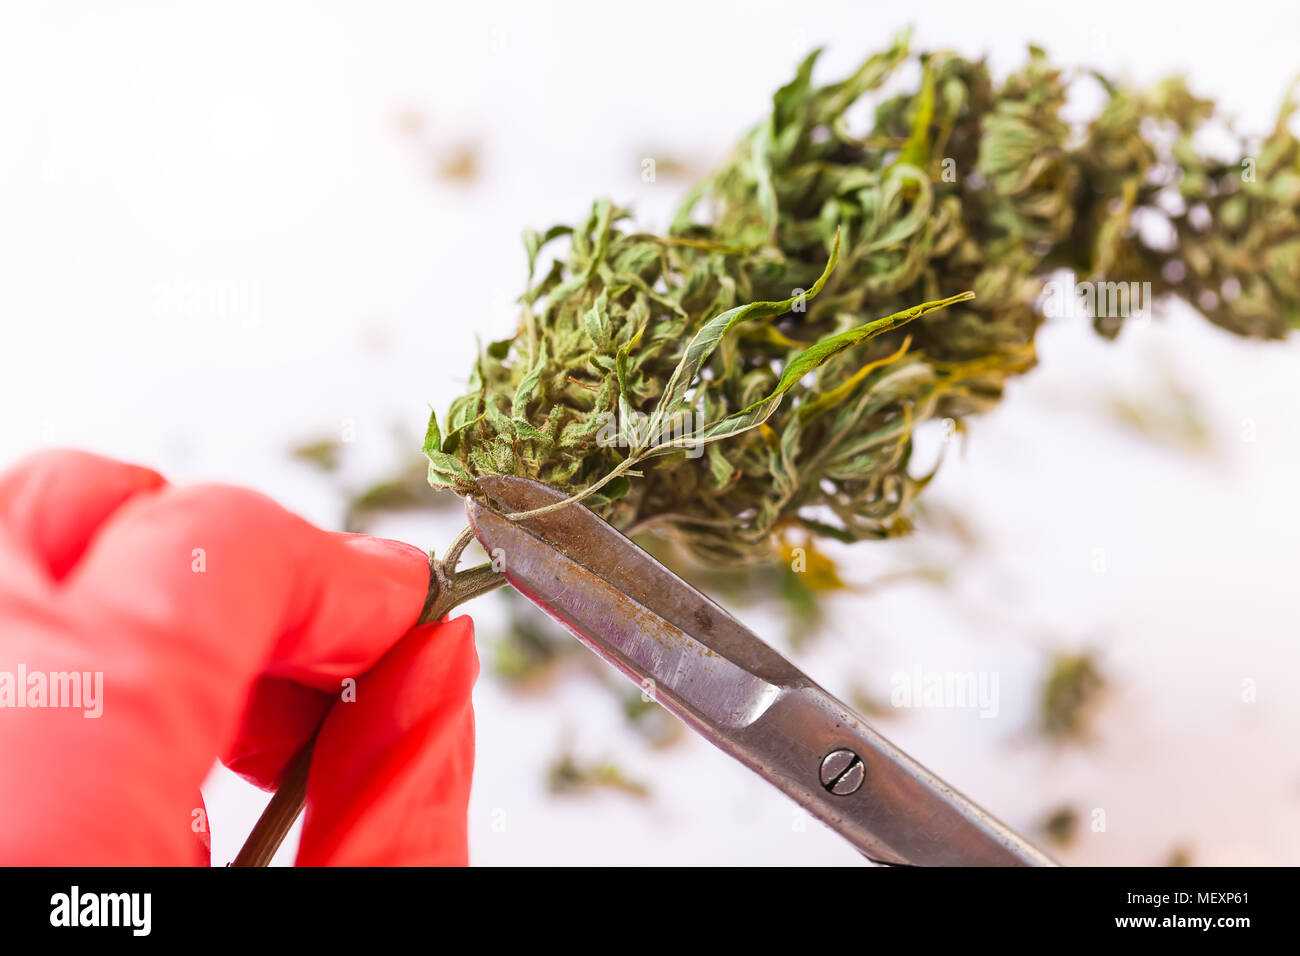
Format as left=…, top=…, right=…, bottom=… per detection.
left=424, top=31, right=1298, bottom=563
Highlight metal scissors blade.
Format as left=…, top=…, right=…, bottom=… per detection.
left=467, top=475, right=1054, bottom=866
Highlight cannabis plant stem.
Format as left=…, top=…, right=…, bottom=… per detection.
left=231, top=533, right=506, bottom=866
left=504, top=455, right=642, bottom=520
left=230, top=738, right=314, bottom=866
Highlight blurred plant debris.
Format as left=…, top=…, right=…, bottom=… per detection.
left=634, top=148, right=712, bottom=182
left=1103, top=369, right=1213, bottom=455
left=1166, top=845, right=1192, bottom=867
left=547, top=751, right=650, bottom=799
left=395, top=107, right=427, bottom=138
left=1042, top=804, right=1079, bottom=846
left=290, top=437, right=343, bottom=473
left=425, top=29, right=1297, bottom=566
left=342, top=454, right=459, bottom=533
left=619, top=688, right=685, bottom=749
left=489, top=587, right=574, bottom=686
left=435, top=141, right=481, bottom=184
left=395, top=106, right=482, bottom=184
left=289, top=438, right=459, bottom=533
left=1040, top=651, right=1107, bottom=740
left=849, top=684, right=893, bottom=718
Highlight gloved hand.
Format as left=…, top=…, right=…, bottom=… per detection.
left=0, top=449, right=477, bottom=865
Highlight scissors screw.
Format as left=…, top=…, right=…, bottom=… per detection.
left=820, top=749, right=865, bottom=795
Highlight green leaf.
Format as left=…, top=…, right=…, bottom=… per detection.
left=707, top=443, right=736, bottom=487
left=422, top=407, right=443, bottom=456
left=512, top=417, right=550, bottom=445
left=511, top=341, right=549, bottom=419
left=894, top=61, right=935, bottom=170
left=868, top=165, right=933, bottom=251
left=797, top=515, right=859, bottom=544
left=772, top=48, right=822, bottom=137
left=603, top=475, right=631, bottom=500
left=484, top=395, right=516, bottom=440
left=797, top=335, right=912, bottom=423
left=424, top=409, right=474, bottom=492
left=750, top=122, right=779, bottom=239
left=583, top=289, right=610, bottom=348
left=645, top=229, right=843, bottom=447
left=651, top=291, right=973, bottom=455
left=814, top=29, right=910, bottom=127
left=524, top=224, right=572, bottom=284
left=762, top=291, right=973, bottom=405
left=441, top=414, right=483, bottom=454
left=426, top=450, right=474, bottom=490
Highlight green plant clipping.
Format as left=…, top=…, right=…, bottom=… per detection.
left=426, top=31, right=1298, bottom=563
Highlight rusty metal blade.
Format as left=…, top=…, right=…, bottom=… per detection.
left=466, top=475, right=1054, bottom=866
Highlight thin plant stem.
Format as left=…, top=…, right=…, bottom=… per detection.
left=231, top=535, right=507, bottom=866
left=502, top=454, right=642, bottom=521
left=439, top=525, right=478, bottom=576
left=230, top=738, right=315, bottom=867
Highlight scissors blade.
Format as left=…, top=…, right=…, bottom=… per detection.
left=467, top=475, right=1054, bottom=866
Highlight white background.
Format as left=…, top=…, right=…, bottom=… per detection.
left=2, top=0, right=1298, bottom=865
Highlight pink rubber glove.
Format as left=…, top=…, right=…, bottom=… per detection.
left=0, top=450, right=477, bottom=865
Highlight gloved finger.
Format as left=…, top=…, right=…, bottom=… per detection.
left=0, top=482, right=429, bottom=864
left=297, top=615, right=477, bottom=866
left=0, top=449, right=165, bottom=580
left=65, top=481, right=431, bottom=685
left=222, top=676, right=334, bottom=790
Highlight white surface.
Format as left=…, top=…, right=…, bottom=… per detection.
left=2, top=0, right=1298, bottom=865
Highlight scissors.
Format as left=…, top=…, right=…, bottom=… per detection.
left=234, top=474, right=1055, bottom=866
left=467, top=475, right=1055, bottom=867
